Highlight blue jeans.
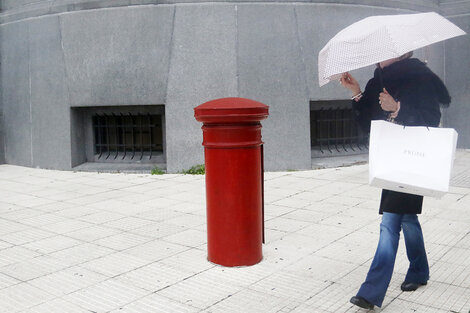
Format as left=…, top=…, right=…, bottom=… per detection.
left=356, top=212, right=429, bottom=307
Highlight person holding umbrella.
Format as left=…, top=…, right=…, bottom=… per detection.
left=317, top=12, right=466, bottom=310
left=340, top=51, right=450, bottom=310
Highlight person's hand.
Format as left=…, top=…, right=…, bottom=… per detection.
left=379, top=88, right=399, bottom=112
left=340, top=72, right=361, bottom=95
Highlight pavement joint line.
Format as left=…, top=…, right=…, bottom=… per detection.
left=382, top=293, right=403, bottom=311
left=1, top=219, right=125, bottom=245
left=1, top=176, right=194, bottom=202
left=391, top=296, right=465, bottom=312
left=202, top=286, right=243, bottom=311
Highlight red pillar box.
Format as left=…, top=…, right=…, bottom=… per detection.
left=194, top=97, right=269, bottom=267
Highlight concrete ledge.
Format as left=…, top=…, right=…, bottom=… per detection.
left=72, top=161, right=165, bottom=173
left=312, top=153, right=368, bottom=169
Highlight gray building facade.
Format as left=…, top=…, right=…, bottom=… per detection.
left=0, top=0, right=469, bottom=172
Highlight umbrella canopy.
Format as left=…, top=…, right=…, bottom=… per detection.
left=318, top=12, right=466, bottom=86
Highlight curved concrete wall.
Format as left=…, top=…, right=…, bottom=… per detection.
left=1, top=1, right=466, bottom=172
left=442, top=0, right=470, bottom=148
left=0, top=0, right=440, bottom=23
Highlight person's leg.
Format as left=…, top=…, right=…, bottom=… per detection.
left=402, top=214, right=429, bottom=284
left=355, top=212, right=402, bottom=307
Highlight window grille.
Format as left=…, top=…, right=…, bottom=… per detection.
left=93, top=113, right=163, bottom=161
left=310, top=101, right=368, bottom=155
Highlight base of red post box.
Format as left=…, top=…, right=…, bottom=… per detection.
left=205, top=147, right=263, bottom=267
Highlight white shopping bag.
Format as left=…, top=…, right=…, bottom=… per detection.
left=369, top=120, right=458, bottom=198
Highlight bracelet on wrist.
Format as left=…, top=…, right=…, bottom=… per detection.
left=351, top=91, right=363, bottom=102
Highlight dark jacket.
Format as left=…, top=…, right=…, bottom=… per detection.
left=353, top=58, right=451, bottom=214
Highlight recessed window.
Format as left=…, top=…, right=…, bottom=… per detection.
left=310, top=100, right=368, bottom=157
left=71, top=105, right=165, bottom=167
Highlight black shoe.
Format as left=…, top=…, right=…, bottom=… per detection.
left=350, top=296, right=374, bottom=310
left=400, top=281, right=427, bottom=292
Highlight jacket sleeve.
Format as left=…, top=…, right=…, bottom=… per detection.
left=352, top=78, right=377, bottom=133
left=394, top=76, right=442, bottom=127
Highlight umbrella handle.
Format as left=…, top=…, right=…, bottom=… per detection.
left=424, top=46, right=430, bottom=64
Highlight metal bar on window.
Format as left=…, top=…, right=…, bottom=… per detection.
left=343, top=109, right=348, bottom=152
left=121, top=113, right=127, bottom=160
left=316, top=111, right=322, bottom=153
left=349, top=109, right=356, bottom=151
left=130, top=113, right=136, bottom=160
left=320, top=110, right=324, bottom=154
left=112, top=113, right=118, bottom=160
left=334, top=108, right=339, bottom=153
left=139, top=113, right=144, bottom=160
left=96, top=114, right=104, bottom=159
left=326, top=109, right=332, bottom=153
left=105, top=113, right=111, bottom=160
left=148, top=113, right=153, bottom=160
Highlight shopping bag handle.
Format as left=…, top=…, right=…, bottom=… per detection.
left=402, top=125, right=430, bottom=131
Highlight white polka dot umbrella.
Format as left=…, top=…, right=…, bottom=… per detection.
left=318, top=12, right=466, bottom=86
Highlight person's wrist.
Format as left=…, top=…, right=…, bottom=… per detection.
left=390, top=101, right=401, bottom=118
left=351, top=90, right=363, bottom=102
left=393, top=100, right=400, bottom=112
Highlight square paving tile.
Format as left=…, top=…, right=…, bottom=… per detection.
left=49, top=243, right=115, bottom=266
left=122, top=240, right=189, bottom=263
left=94, top=232, right=152, bottom=251
left=65, top=225, right=122, bottom=242
left=24, top=298, right=93, bottom=313
left=0, top=282, right=56, bottom=313
left=28, top=266, right=107, bottom=296
left=0, top=246, right=41, bottom=268
left=156, top=270, right=245, bottom=310
left=115, top=261, right=193, bottom=292
left=109, top=293, right=199, bottom=313
left=1, top=254, right=70, bottom=282
left=79, top=252, right=152, bottom=277
left=63, top=278, right=149, bottom=313
left=23, top=235, right=82, bottom=254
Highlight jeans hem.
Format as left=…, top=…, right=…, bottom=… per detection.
left=356, top=288, right=384, bottom=308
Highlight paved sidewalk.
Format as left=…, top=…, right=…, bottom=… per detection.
left=0, top=151, right=469, bottom=313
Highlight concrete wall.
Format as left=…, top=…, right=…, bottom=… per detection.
left=0, top=1, right=440, bottom=23
left=1, top=16, right=71, bottom=169
left=165, top=5, right=238, bottom=171
left=59, top=6, right=173, bottom=107
left=0, top=95, right=3, bottom=165
left=1, top=21, right=31, bottom=167
left=1, top=5, right=175, bottom=169
left=0, top=6, right=1, bottom=164
left=0, top=101, right=3, bottom=164
left=162, top=2, right=443, bottom=172
left=0, top=1, right=461, bottom=172
left=442, top=0, right=470, bottom=148
left=0, top=27, right=3, bottom=164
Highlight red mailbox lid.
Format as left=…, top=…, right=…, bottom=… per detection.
left=194, top=97, right=269, bottom=123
